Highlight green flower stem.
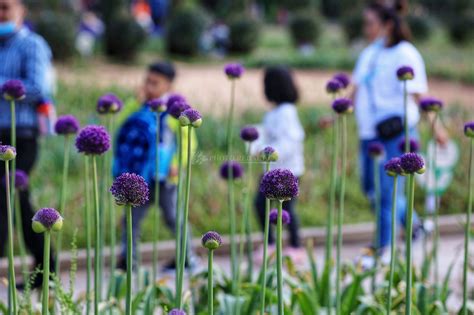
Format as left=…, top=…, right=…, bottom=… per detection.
left=153, top=111, right=161, bottom=282
left=387, top=176, right=398, bottom=314
left=336, top=115, right=347, bottom=315
left=14, top=193, right=28, bottom=282
left=84, top=156, right=92, bottom=314
left=462, top=139, right=473, bottom=315
left=371, top=156, right=381, bottom=294
left=176, top=126, right=193, bottom=309
left=276, top=200, right=284, bottom=315
left=405, top=174, right=416, bottom=315
left=259, top=161, right=271, bottom=315
left=92, top=155, right=101, bottom=314
left=55, top=135, right=71, bottom=275
left=125, top=205, right=133, bottom=315
left=42, top=231, right=51, bottom=315
left=175, top=126, right=183, bottom=294
left=245, top=144, right=254, bottom=278
left=403, top=81, right=409, bottom=153
left=107, top=116, right=117, bottom=298
left=208, top=249, right=214, bottom=315
left=430, top=114, right=440, bottom=293
left=9, top=100, right=16, bottom=315
left=5, top=160, right=17, bottom=315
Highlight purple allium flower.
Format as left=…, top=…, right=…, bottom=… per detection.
left=224, top=63, right=244, bottom=79
left=201, top=231, right=222, bottom=250
left=147, top=98, right=167, bottom=112
left=368, top=142, right=384, bottom=157
left=240, top=126, right=259, bottom=142
left=384, top=157, right=403, bottom=177
left=32, top=208, right=63, bottom=233
left=55, top=115, right=80, bottom=135
left=396, top=65, right=414, bottom=81
left=260, top=168, right=299, bottom=201
left=96, top=93, right=123, bottom=114
left=166, top=93, right=186, bottom=108
left=269, top=208, right=291, bottom=225
left=333, top=73, right=351, bottom=89
left=398, top=138, right=420, bottom=153
left=464, top=121, right=474, bottom=138
left=332, top=98, right=353, bottom=114
left=220, top=161, right=244, bottom=180
left=168, top=309, right=186, bottom=315
left=167, top=100, right=191, bottom=119
left=75, top=125, right=111, bottom=155
left=2, top=79, right=26, bottom=101
left=110, top=173, right=149, bottom=207
left=179, top=108, right=202, bottom=128
left=400, top=152, right=425, bottom=174
left=13, top=170, right=28, bottom=190
left=326, top=79, right=342, bottom=94
left=419, top=97, right=443, bottom=113
left=259, top=146, right=278, bottom=162
left=0, top=144, right=16, bottom=161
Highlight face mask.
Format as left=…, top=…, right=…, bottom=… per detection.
left=0, top=21, right=16, bottom=37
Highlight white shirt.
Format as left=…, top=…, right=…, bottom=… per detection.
left=252, top=103, right=305, bottom=176
left=353, top=40, right=428, bottom=140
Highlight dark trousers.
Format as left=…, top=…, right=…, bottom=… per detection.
left=0, top=134, right=54, bottom=272
left=255, top=189, right=301, bottom=248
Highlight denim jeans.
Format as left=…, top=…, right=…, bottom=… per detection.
left=360, top=129, right=420, bottom=249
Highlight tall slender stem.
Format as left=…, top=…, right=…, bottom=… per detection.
left=9, top=100, right=16, bottom=315
left=371, top=156, right=381, bottom=293
left=175, top=126, right=183, bottom=294
left=431, top=114, right=440, bottom=293
left=208, top=249, right=214, bottom=315
left=92, top=155, right=101, bottom=314
left=125, top=205, right=133, bottom=315
left=153, top=111, right=161, bottom=282
left=5, top=160, right=17, bottom=315
left=107, top=116, right=117, bottom=299
left=387, top=176, right=398, bottom=313
left=405, top=174, right=415, bottom=315
left=84, top=156, right=92, bottom=314
left=245, top=144, right=254, bottom=278
left=403, top=81, right=409, bottom=154
left=14, top=193, right=28, bottom=282
left=259, top=161, right=271, bottom=315
left=462, top=139, right=473, bottom=315
left=42, top=232, right=51, bottom=315
left=276, top=200, right=284, bottom=315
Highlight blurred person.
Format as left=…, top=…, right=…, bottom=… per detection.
left=0, top=0, right=55, bottom=288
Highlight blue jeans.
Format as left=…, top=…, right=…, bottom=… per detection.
left=360, top=130, right=420, bottom=249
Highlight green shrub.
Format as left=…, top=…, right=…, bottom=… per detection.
left=448, top=13, right=474, bottom=44
left=342, top=13, right=363, bottom=42
left=165, top=7, right=209, bottom=56
left=406, top=14, right=432, bottom=41
left=104, top=15, right=147, bottom=60
left=35, top=11, right=76, bottom=60
left=288, top=12, right=321, bottom=46
left=228, top=15, right=261, bottom=54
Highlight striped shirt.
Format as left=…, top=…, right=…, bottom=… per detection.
left=0, top=27, right=53, bottom=135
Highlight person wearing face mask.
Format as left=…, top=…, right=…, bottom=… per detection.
left=0, top=0, right=54, bottom=289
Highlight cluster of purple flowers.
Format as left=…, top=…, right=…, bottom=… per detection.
left=419, top=97, right=443, bottom=113
left=397, top=65, right=414, bottom=81
left=269, top=208, right=291, bottom=225
left=240, top=126, right=259, bottom=142
left=368, top=142, right=384, bottom=157
left=110, top=173, right=150, bottom=207
left=332, top=98, right=353, bottom=114
left=75, top=125, right=111, bottom=155
left=260, top=169, right=299, bottom=201
left=326, top=73, right=350, bottom=94
left=259, top=146, right=278, bottom=162
left=384, top=157, right=403, bottom=177
left=1, top=79, right=26, bottom=101
left=400, top=152, right=425, bottom=174
left=96, top=93, right=123, bottom=114
left=220, top=161, right=244, bottom=180
left=0, top=144, right=16, bottom=161
left=179, top=108, right=202, bottom=128
left=398, top=138, right=420, bottom=153
left=32, top=208, right=63, bottom=233
left=224, top=63, right=245, bottom=79
left=147, top=98, right=167, bottom=112
left=55, top=115, right=80, bottom=135
left=201, top=231, right=223, bottom=250
left=465, top=121, right=474, bottom=138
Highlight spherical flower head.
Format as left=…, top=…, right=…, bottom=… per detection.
left=240, top=126, right=259, bottom=142
left=32, top=208, right=63, bottom=233
left=260, top=168, right=299, bottom=201
left=166, top=93, right=186, bottom=108
left=326, top=79, right=342, bottom=94
left=332, top=98, right=353, bottom=114
left=419, top=97, right=443, bottom=113
left=110, top=173, right=149, bottom=207
left=269, top=208, right=291, bottom=225
left=0, top=145, right=16, bottom=161
left=168, top=309, right=186, bottom=315
left=259, top=146, right=278, bottom=162
left=14, top=170, right=29, bottom=190
left=384, top=157, right=403, bottom=177
left=147, top=98, right=167, bottom=112
left=167, top=100, right=191, bottom=119
left=201, top=231, right=222, bottom=250
left=398, top=138, right=420, bottom=153
left=224, top=63, right=244, bottom=79
left=464, top=121, right=474, bottom=138
left=2, top=79, right=26, bottom=101
left=219, top=161, right=244, bottom=180
left=368, top=142, right=384, bottom=158
left=396, top=65, right=414, bottom=81
left=400, top=152, right=425, bottom=174
left=333, top=73, right=351, bottom=89
left=96, top=93, right=123, bottom=114
left=75, top=125, right=111, bottom=155
left=179, top=108, right=202, bottom=128
left=55, top=115, right=80, bottom=135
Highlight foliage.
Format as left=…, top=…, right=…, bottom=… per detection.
left=407, top=13, right=433, bottom=42
left=228, top=15, right=261, bottom=54
left=342, top=12, right=364, bottom=42
left=288, top=12, right=321, bottom=46
left=104, top=15, right=147, bottom=60
left=35, top=11, right=76, bottom=60
left=448, top=13, right=474, bottom=44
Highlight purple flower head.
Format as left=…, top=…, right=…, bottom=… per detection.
left=0, top=145, right=16, bottom=161
left=166, top=94, right=186, bottom=108
left=179, top=108, right=202, bottom=128
left=396, top=65, right=414, bottom=81
left=167, top=100, right=191, bottom=119
left=2, top=79, right=26, bottom=101
left=384, top=157, right=403, bottom=177
left=147, top=98, right=167, bottom=112
left=269, top=208, right=291, bottom=225
left=55, top=115, right=80, bottom=135
left=332, top=98, right=353, bottom=114
left=464, top=121, right=474, bottom=138
left=110, top=173, right=149, bottom=207
left=220, top=161, right=244, bottom=180
left=368, top=142, right=384, bottom=157
left=224, top=63, right=245, bottom=79
left=201, top=231, right=222, bottom=250
left=259, top=146, right=278, bottom=162
left=168, top=309, right=186, bottom=315
left=398, top=138, right=420, bottom=153
left=400, top=152, right=425, bottom=174
left=14, top=170, right=28, bottom=190
left=326, top=79, right=342, bottom=94
left=260, top=168, right=299, bottom=201
left=240, top=126, right=259, bottom=142
left=96, top=93, right=123, bottom=114
left=333, top=73, right=351, bottom=89
left=419, top=97, right=443, bottom=113
left=75, top=125, right=111, bottom=155
left=32, top=208, right=63, bottom=233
